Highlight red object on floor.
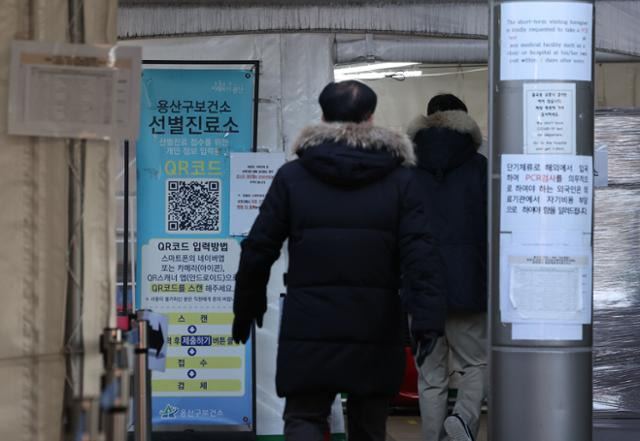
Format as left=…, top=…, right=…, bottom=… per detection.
left=116, top=314, right=130, bottom=331
left=390, top=346, right=419, bottom=406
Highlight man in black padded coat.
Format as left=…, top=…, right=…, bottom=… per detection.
left=232, top=80, right=446, bottom=441
left=407, top=94, right=487, bottom=441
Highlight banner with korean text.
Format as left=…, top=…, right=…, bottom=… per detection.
left=136, top=64, right=257, bottom=433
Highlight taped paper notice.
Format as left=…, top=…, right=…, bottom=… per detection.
left=500, top=2, right=593, bottom=81
left=8, top=40, right=141, bottom=139
left=523, top=83, right=576, bottom=154
left=230, top=152, right=286, bottom=236
left=499, top=241, right=592, bottom=326
left=509, top=256, right=584, bottom=321
left=500, top=154, right=592, bottom=233
left=512, top=323, right=582, bottom=341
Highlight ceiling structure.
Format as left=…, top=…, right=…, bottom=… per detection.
left=118, top=1, right=640, bottom=59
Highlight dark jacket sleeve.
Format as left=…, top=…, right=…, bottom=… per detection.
left=233, top=169, right=290, bottom=321
left=398, top=175, right=447, bottom=334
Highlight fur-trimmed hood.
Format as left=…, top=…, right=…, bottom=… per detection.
left=291, top=122, right=415, bottom=187
left=407, top=110, right=482, bottom=149
left=407, top=110, right=483, bottom=179
left=293, top=122, right=416, bottom=166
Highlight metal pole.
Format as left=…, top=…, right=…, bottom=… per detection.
left=488, top=1, right=594, bottom=441
left=64, top=0, right=87, bottom=430
left=101, top=328, right=129, bottom=441
left=122, top=140, right=131, bottom=324
left=65, top=139, right=86, bottom=402
left=134, top=316, right=151, bottom=441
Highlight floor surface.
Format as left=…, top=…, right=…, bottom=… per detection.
left=386, top=413, right=487, bottom=441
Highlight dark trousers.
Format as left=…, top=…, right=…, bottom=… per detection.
left=283, top=393, right=388, bottom=441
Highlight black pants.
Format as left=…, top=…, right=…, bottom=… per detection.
left=283, top=393, right=388, bottom=441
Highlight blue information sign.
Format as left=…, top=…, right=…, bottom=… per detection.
left=136, top=66, right=256, bottom=430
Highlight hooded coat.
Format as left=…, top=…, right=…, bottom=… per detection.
left=234, top=122, right=446, bottom=398
left=407, top=110, right=487, bottom=313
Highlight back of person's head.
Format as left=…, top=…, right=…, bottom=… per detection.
left=426, top=93, right=468, bottom=115
left=319, top=80, right=377, bottom=123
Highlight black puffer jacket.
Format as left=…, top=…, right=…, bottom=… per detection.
left=408, top=110, right=487, bottom=313
left=234, top=122, right=446, bottom=397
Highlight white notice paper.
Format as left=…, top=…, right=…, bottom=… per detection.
left=230, top=152, right=286, bottom=236
left=500, top=242, right=592, bottom=325
left=500, top=2, right=593, bottom=81
left=500, top=154, right=592, bottom=233
left=523, top=83, right=576, bottom=154
left=8, top=40, right=141, bottom=140
left=25, top=65, right=115, bottom=128
left=512, top=323, right=583, bottom=341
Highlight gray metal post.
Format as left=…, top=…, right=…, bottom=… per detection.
left=488, top=1, right=594, bottom=441
left=101, top=328, right=130, bottom=441
left=134, top=317, right=152, bottom=441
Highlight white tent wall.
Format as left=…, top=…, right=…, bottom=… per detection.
left=0, top=3, right=69, bottom=441
left=360, top=66, right=489, bottom=146
left=118, top=33, right=342, bottom=437
left=0, top=1, right=118, bottom=440
left=361, top=62, right=640, bottom=143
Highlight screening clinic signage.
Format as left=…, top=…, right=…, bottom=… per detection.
left=136, top=62, right=257, bottom=432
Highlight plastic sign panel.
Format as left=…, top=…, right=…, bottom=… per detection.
left=8, top=40, right=141, bottom=140
left=500, top=2, right=593, bottom=81
left=136, top=65, right=256, bottom=431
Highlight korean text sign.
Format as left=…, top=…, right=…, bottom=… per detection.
left=137, top=67, right=255, bottom=429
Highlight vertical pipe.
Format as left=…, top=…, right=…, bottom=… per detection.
left=63, top=4, right=87, bottom=441
left=64, top=0, right=87, bottom=405
left=65, top=140, right=85, bottom=401
left=135, top=318, right=151, bottom=441
left=122, top=140, right=130, bottom=323
left=251, top=61, right=259, bottom=434
left=252, top=62, right=260, bottom=153
left=488, top=1, right=594, bottom=440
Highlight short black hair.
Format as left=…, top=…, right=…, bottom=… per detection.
left=427, top=93, right=468, bottom=115
left=319, top=80, right=377, bottom=123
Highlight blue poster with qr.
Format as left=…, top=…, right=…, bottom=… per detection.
left=136, top=67, right=255, bottom=431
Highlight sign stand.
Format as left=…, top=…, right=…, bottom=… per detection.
left=135, top=60, right=260, bottom=440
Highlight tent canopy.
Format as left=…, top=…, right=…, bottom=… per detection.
left=118, top=1, right=640, bottom=58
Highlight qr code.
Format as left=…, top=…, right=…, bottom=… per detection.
left=166, top=179, right=221, bottom=233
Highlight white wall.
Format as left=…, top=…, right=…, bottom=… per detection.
left=362, top=66, right=489, bottom=155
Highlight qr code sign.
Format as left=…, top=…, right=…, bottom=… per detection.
left=166, top=179, right=221, bottom=233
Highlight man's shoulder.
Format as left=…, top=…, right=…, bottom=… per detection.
left=469, top=151, right=488, bottom=169
left=275, top=158, right=304, bottom=176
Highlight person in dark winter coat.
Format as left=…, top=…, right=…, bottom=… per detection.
left=232, top=81, right=446, bottom=441
left=407, top=94, right=487, bottom=441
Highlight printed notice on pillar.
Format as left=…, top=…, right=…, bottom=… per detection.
left=500, top=154, right=592, bottom=233
left=500, top=242, right=592, bottom=325
left=523, top=83, right=576, bottom=154
left=500, top=2, right=593, bottom=81
left=229, top=152, right=286, bottom=236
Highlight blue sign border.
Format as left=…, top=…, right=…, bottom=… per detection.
left=136, top=60, right=260, bottom=438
